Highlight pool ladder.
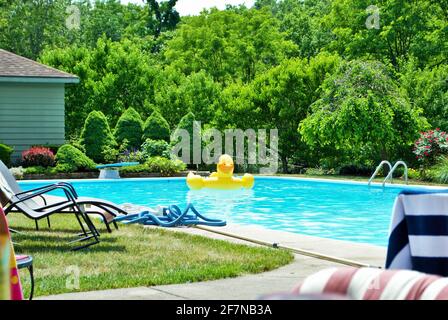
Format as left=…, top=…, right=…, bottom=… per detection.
left=368, top=160, right=408, bottom=187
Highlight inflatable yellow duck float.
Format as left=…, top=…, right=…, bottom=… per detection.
left=187, top=154, right=255, bottom=190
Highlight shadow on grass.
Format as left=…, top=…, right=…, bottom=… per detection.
left=11, top=225, right=112, bottom=234
left=12, top=233, right=126, bottom=253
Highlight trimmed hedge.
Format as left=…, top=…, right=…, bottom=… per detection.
left=0, top=143, right=13, bottom=167
left=22, top=146, right=55, bottom=168
left=55, top=144, right=96, bottom=172
left=142, top=111, right=171, bottom=142
left=80, top=111, right=117, bottom=163
left=172, top=112, right=200, bottom=163
left=119, top=157, right=186, bottom=176
left=114, top=107, right=144, bottom=149
left=141, top=139, right=171, bottom=159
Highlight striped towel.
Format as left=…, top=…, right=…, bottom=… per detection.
left=386, top=190, right=448, bottom=276
left=292, top=267, right=448, bottom=300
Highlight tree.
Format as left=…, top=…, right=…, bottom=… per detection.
left=164, top=6, right=297, bottom=84
left=145, top=0, right=180, bottom=39
left=401, top=62, right=448, bottom=131
left=80, top=111, right=117, bottom=163
left=143, top=111, right=171, bottom=142
left=299, top=60, right=429, bottom=167
left=40, top=37, right=158, bottom=137
left=114, top=107, right=144, bottom=149
left=322, top=0, right=447, bottom=71
left=0, top=0, right=73, bottom=59
left=217, top=53, right=341, bottom=172
left=275, top=0, right=332, bottom=59
left=155, top=70, right=222, bottom=127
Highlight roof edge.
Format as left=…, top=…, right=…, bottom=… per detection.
left=0, top=76, right=80, bottom=84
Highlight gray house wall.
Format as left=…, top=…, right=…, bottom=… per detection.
left=0, top=82, right=66, bottom=162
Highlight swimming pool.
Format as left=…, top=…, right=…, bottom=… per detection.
left=18, top=177, right=440, bottom=247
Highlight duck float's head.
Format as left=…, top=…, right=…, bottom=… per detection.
left=216, top=154, right=234, bottom=177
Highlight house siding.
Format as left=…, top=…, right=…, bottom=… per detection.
left=0, top=82, right=65, bottom=162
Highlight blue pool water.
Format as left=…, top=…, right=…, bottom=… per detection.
left=18, top=177, right=439, bottom=247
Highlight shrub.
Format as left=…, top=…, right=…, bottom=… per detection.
left=141, top=139, right=171, bottom=159
left=22, top=146, right=55, bottom=168
left=55, top=144, right=96, bottom=172
left=118, top=150, right=145, bottom=164
left=9, top=167, right=24, bottom=180
left=114, top=107, right=144, bottom=149
left=102, top=145, right=120, bottom=164
left=0, top=143, right=13, bottom=167
left=338, top=164, right=374, bottom=176
left=31, top=144, right=61, bottom=155
left=24, top=166, right=48, bottom=175
left=413, top=129, right=448, bottom=166
left=408, top=168, right=421, bottom=180
left=305, top=167, right=336, bottom=176
left=79, top=111, right=117, bottom=163
left=119, top=164, right=148, bottom=174
left=171, top=112, right=200, bottom=164
left=142, top=111, right=171, bottom=142
left=429, top=156, right=448, bottom=184
left=146, top=157, right=186, bottom=176
left=118, top=158, right=186, bottom=176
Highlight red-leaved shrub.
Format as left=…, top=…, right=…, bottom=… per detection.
left=22, top=147, right=56, bottom=167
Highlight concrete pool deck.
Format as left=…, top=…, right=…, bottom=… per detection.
left=39, top=224, right=386, bottom=300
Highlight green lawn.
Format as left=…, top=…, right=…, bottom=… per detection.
left=8, top=214, right=293, bottom=297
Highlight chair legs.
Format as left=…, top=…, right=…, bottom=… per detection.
left=71, top=208, right=100, bottom=251
left=28, top=264, right=34, bottom=300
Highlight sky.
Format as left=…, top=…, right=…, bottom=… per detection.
left=120, top=0, right=256, bottom=16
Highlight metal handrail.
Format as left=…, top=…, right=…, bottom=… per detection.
left=383, top=161, right=408, bottom=187
left=368, top=161, right=392, bottom=186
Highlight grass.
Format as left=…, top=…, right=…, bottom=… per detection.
left=9, top=214, right=293, bottom=297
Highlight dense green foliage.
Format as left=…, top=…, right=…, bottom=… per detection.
left=79, top=111, right=117, bottom=163
left=172, top=112, right=200, bottom=164
left=114, top=107, right=144, bottom=149
left=142, top=111, right=171, bottom=142
left=146, top=156, right=186, bottom=176
left=0, top=143, right=13, bottom=167
left=141, top=139, right=171, bottom=159
left=55, top=144, right=96, bottom=172
left=119, top=157, right=186, bottom=176
left=39, top=37, right=157, bottom=137
left=300, top=60, right=428, bottom=167
left=3, top=0, right=447, bottom=174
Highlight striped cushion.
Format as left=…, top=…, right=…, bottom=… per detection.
left=293, top=267, right=448, bottom=300
left=386, top=191, right=448, bottom=276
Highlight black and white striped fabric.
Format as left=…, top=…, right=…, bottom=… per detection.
left=386, top=190, right=448, bottom=276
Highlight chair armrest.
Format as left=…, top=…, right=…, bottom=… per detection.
left=55, top=182, right=78, bottom=198
left=16, top=182, right=78, bottom=199
left=10, top=185, right=77, bottom=207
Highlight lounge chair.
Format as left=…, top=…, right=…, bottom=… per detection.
left=0, top=160, right=127, bottom=233
left=0, top=174, right=100, bottom=250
